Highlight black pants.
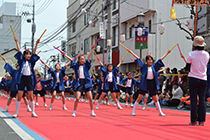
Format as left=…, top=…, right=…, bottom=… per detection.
left=189, top=77, right=207, bottom=122
left=167, top=99, right=180, bottom=107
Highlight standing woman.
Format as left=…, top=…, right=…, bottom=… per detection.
left=63, top=50, right=96, bottom=117
left=129, top=49, right=171, bottom=116
left=12, top=36, right=40, bottom=118
left=182, top=36, right=209, bottom=126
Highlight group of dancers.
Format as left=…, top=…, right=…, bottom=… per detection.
left=0, top=35, right=209, bottom=126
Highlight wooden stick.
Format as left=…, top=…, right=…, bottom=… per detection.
left=37, top=50, right=41, bottom=55
left=169, top=43, right=178, bottom=51
left=0, top=54, right=4, bottom=59
left=10, top=25, right=16, bottom=38
left=91, top=36, right=102, bottom=50
left=93, top=50, right=100, bottom=60
left=116, top=83, right=126, bottom=88
left=38, top=29, right=47, bottom=40
left=72, top=54, right=82, bottom=60
left=39, top=58, right=44, bottom=64
left=53, top=46, right=66, bottom=55
left=177, top=43, right=182, bottom=55
left=119, top=43, right=130, bottom=52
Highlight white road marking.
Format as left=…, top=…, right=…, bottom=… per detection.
left=0, top=111, right=35, bottom=140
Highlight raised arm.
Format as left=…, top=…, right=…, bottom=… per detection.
left=64, top=54, right=72, bottom=61
left=14, top=37, right=21, bottom=52
left=65, top=61, right=71, bottom=68
left=161, top=50, right=171, bottom=61
left=0, top=55, right=7, bottom=63
left=88, top=49, right=93, bottom=62
left=181, top=54, right=187, bottom=63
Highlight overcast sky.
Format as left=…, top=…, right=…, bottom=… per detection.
left=1, top=0, right=68, bottom=68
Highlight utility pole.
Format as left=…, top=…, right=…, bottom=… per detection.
left=118, top=0, right=120, bottom=57
left=31, top=0, right=36, bottom=52
left=102, top=4, right=105, bottom=65
left=107, top=0, right=112, bottom=64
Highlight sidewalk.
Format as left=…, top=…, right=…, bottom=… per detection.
left=0, top=108, right=45, bottom=140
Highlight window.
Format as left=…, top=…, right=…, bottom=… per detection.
left=72, top=45, right=76, bottom=56
left=72, top=20, right=76, bottom=33
left=149, top=20, right=152, bottom=33
left=84, top=38, right=89, bottom=54
left=112, top=0, right=116, bottom=10
left=112, top=27, right=116, bottom=46
left=129, top=25, right=134, bottom=38
left=84, top=14, right=89, bottom=25
left=10, top=20, right=14, bottom=23
left=0, top=16, right=3, bottom=23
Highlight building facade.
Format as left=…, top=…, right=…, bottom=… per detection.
left=66, top=0, right=192, bottom=75
left=0, top=2, right=21, bottom=54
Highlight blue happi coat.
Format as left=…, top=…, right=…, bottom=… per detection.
left=48, top=67, right=66, bottom=91
left=64, top=80, right=72, bottom=92
left=135, top=58, right=164, bottom=91
left=70, top=60, right=92, bottom=90
left=100, top=66, right=119, bottom=91
left=14, top=52, right=39, bottom=89
left=121, top=78, right=140, bottom=93
left=4, top=63, right=18, bottom=91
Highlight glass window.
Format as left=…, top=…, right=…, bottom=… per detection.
left=84, top=38, right=89, bottom=54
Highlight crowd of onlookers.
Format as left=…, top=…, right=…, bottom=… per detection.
left=1, top=66, right=209, bottom=110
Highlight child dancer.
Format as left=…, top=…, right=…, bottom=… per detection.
left=64, top=76, right=72, bottom=101
left=94, top=53, right=125, bottom=110
left=142, top=67, right=169, bottom=110
left=121, top=72, right=140, bottom=107
left=129, top=50, right=171, bottom=116
left=63, top=50, right=96, bottom=117
left=13, top=37, right=40, bottom=118
left=34, top=74, right=52, bottom=107
left=1, top=57, right=31, bottom=112
left=40, top=61, right=71, bottom=110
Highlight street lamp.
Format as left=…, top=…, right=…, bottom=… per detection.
left=137, top=13, right=145, bottom=59
left=137, top=13, right=145, bottom=27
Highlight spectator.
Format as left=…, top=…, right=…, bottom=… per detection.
left=167, top=82, right=183, bottom=107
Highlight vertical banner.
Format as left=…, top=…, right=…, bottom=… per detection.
left=61, top=40, right=66, bottom=62
left=107, top=49, right=112, bottom=64
left=99, top=22, right=106, bottom=39
left=135, top=27, right=148, bottom=49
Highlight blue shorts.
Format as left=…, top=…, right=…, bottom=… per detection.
left=123, top=87, right=133, bottom=95
left=54, top=83, right=63, bottom=93
left=76, top=79, right=91, bottom=93
left=139, top=79, right=157, bottom=96
left=104, top=82, right=116, bottom=93
left=10, top=91, right=26, bottom=98
left=34, top=89, right=46, bottom=97
left=18, top=75, right=33, bottom=91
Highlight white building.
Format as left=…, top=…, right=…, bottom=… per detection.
left=0, top=48, right=18, bottom=77
left=0, top=2, right=21, bottom=54
left=66, top=0, right=192, bottom=75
